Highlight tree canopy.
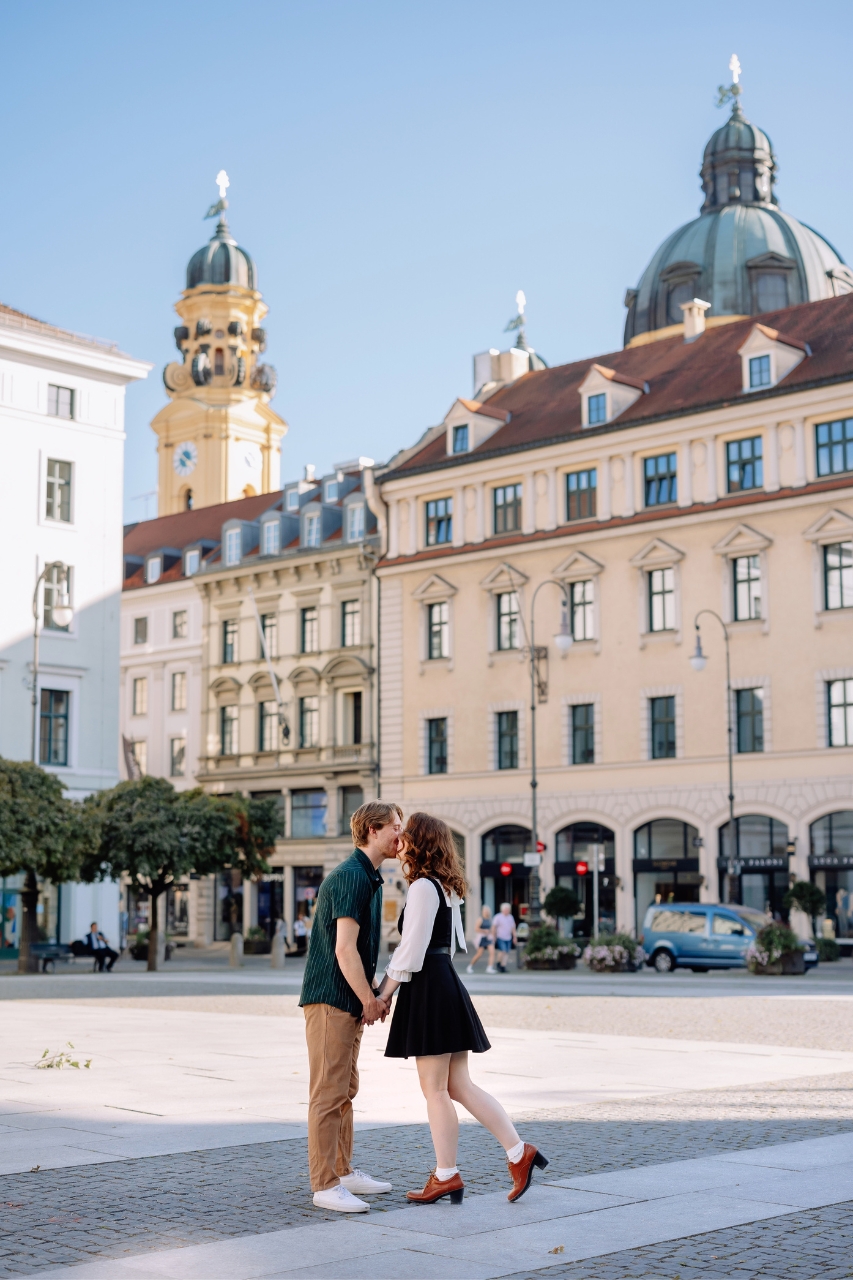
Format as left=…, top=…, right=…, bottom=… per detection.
left=0, top=758, right=77, bottom=883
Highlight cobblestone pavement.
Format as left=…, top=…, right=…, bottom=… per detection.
left=501, top=1202, right=853, bottom=1279
left=2, top=1070, right=853, bottom=1277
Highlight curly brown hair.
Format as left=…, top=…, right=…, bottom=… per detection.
left=401, top=812, right=466, bottom=898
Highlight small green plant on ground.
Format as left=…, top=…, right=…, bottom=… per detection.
left=783, top=880, right=826, bottom=937
left=37, top=1042, right=91, bottom=1070
left=817, top=937, right=840, bottom=962
left=746, top=923, right=803, bottom=970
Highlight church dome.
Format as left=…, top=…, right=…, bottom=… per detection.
left=624, top=100, right=852, bottom=345
left=186, top=217, right=256, bottom=291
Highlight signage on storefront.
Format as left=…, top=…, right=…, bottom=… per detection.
left=499, top=861, right=512, bottom=877
left=716, top=856, right=788, bottom=871
left=810, top=854, right=853, bottom=869
left=523, top=852, right=542, bottom=867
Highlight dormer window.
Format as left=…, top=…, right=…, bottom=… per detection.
left=346, top=503, right=365, bottom=542
left=304, top=512, right=321, bottom=547
left=588, top=393, right=606, bottom=425
left=224, top=528, right=241, bottom=566
left=749, top=355, right=771, bottom=388
left=262, top=520, right=280, bottom=556
left=146, top=557, right=161, bottom=584
left=325, top=480, right=339, bottom=501
left=452, top=425, right=469, bottom=453
left=287, top=489, right=299, bottom=510
left=185, top=548, right=200, bottom=576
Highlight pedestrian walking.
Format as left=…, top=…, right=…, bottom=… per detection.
left=466, top=904, right=495, bottom=973
left=299, top=801, right=403, bottom=1213
left=491, top=902, right=517, bottom=973
left=378, top=812, right=549, bottom=1205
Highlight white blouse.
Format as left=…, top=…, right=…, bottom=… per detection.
left=385, top=878, right=467, bottom=982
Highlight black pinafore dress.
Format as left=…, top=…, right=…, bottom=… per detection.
left=384, top=876, right=491, bottom=1059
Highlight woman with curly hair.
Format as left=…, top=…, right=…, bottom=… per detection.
left=377, top=811, right=548, bottom=1205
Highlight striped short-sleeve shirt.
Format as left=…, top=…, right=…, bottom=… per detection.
left=299, top=849, right=383, bottom=1016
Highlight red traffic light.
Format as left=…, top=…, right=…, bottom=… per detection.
left=500, top=861, right=512, bottom=877
left=575, top=861, right=588, bottom=876
left=536, top=841, right=546, bottom=853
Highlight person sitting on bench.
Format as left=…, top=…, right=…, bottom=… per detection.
left=86, top=922, right=118, bottom=972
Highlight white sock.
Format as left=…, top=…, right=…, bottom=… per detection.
left=435, top=1165, right=458, bottom=1180
left=505, top=1140, right=525, bottom=1164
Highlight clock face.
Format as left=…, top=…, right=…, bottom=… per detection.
left=173, top=442, right=198, bottom=477
left=242, top=443, right=261, bottom=471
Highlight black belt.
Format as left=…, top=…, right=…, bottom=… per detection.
left=425, top=945, right=451, bottom=955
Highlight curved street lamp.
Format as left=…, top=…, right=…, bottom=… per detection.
left=689, top=609, right=737, bottom=899
left=31, top=562, right=73, bottom=764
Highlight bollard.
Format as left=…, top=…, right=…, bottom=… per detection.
left=271, top=921, right=286, bottom=970
left=230, top=931, right=244, bottom=968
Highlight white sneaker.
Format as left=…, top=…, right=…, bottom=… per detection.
left=486, top=966, right=497, bottom=974
left=339, top=1168, right=392, bottom=1194
left=312, top=1184, right=370, bottom=1212
left=466, top=964, right=474, bottom=974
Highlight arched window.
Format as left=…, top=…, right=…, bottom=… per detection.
left=184, top=488, right=193, bottom=511
left=718, top=815, right=789, bottom=917
left=634, top=819, right=700, bottom=929
left=481, top=825, right=531, bottom=919
left=214, top=348, right=225, bottom=376
left=810, top=812, right=853, bottom=939
left=555, top=822, right=615, bottom=937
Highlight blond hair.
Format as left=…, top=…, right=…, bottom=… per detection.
left=350, top=800, right=403, bottom=847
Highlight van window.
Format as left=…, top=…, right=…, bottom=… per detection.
left=649, top=909, right=706, bottom=933
left=713, top=914, right=747, bottom=936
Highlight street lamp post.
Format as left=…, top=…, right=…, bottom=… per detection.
left=31, top=562, right=73, bottom=764
left=689, top=609, right=737, bottom=899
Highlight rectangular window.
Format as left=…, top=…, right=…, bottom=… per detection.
left=185, top=548, right=200, bottom=576
left=291, top=789, right=327, bottom=838
left=566, top=468, right=596, bottom=521
left=644, top=453, right=677, bottom=506
left=571, top=703, right=595, bottom=764
left=427, top=717, right=448, bottom=774
left=342, top=600, right=361, bottom=647
left=171, top=671, right=187, bottom=712
left=222, top=619, right=238, bottom=664
left=47, top=385, right=74, bottom=419
left=146, top=557, right=161, bottom=584
left=493, top=483, right=523, bottom=535
left=259, top=700, right=279, bottom=751
left=816, top=419, right=853, bottom=477
left=220, top=705, right=238, bottom=755
left=571, top=579, right=594, bottom=640
left=749, top=354, right=771, bottom=388
left=170, top=737, right=186, bottom=778
left=452, top=424, right=469, bottom=453
left=286, top=489, right=299, bottom=510
left=301, top=606, right=319, bottom=653
left=261, top=613, right=278, bottom=658
left=299, top=695, right=320, bottom=748
left=39, top=689, right=69, bottom=765
left=497, top=710, right=519, bottom=770
left=727, top=436, right=764, bottom=492
left=496, top=592, right=520, bottom=650
left=427, top=601, right=449, bottom=659
left=588, top=392, right=606, bottom=425
left=650, top=696, right=676, bottom=759
left=346, top=503, right=365, bottom=542
left=214, top=348, right=225, bottom=376
left=45, top=459, right=72, bottom=522
left=425, top=497, right=453, bottom=546
left=304, top=512, right=321, bottom=547
left=133, top=617, right=148, bottom=645
left=172, top=610, right=188, bottom=639
left=325, top=480, right=339, bottom=502
left=43, top=564, right=72, bottom=631
left=828, top=679, right=853, bottom=747
left=129, top=740, right=147, bottom=776
left=648, top=567, right=675, bottom=632
left=262, top=520, right=280, bottom=556
left=224, top=527, right=241, bottom=566
left=132, top=677, right=148, bottom=717
left=736, top=688, right=764, bottom=753
left=733, top=555, right=761, bottom=620
left=825, top=542, right=853, bottom=610
left=340, top=785, right=364, bottom=834
left=345, top=691, right=363, bottom=745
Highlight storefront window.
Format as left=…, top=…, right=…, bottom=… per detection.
left=810, top=811, right=853, bottom=938
left=481, top=825, right=530, bottom=920
left=257, top=872, right=284, bottom=940
left=717, top=815, right=789, bottom=916
left=214, top=869, right=244, bottom=941
left=294, top=866, right=324, bottom=925
left=1, top=876, right=23, bottom=954
left=633, top=819, right=701, bottom=931
left=166, top=883, right=190, bottom=937
left=555, top=822, right=614, bottom=936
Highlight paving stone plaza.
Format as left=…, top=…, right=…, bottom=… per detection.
left=3, top=957, right=853, bottom=1278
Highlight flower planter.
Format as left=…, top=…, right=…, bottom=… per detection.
left=751, top=950, right=805, bottom=976
left=524, top=955, right=576, bottom=970
left=243, top=939, right=271, bottom=955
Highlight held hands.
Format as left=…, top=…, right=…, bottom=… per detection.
left=362, top=991, right=392, bottom=1026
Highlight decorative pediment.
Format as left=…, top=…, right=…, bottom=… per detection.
left=712, top=523, right=773, bottom=557
left=248, top=670, right=276, bottom=691
left=210, top=675, right=241, bottom=700
left=321, top=654, right=374, bottom=682
left=737, top=323, right=809, bottom=393
left=443, top=397, right=509, bottom=455
left=479, top=562, right=528, bottom=594
left=288, top=664, right=320, bottom=688
left=412, top=573, right=457, bottom=600
left=802, top=507, right=853, bottom=543
left=629, top=537, right=685, bottom=568
left=551, top=549, right=605, bottom=580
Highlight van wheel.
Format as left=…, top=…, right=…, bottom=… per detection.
left=652, top=950, right=674, bottom=973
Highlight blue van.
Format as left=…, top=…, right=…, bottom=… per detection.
left=641, top=902, right=818, bottom=972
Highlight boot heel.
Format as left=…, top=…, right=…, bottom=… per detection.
left=533, top=1151, right=549, bottom=1170
left=448, top=1188, right=464, bottom=1205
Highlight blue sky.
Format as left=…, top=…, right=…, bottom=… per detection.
left=2, top=1, right=851, bottom=522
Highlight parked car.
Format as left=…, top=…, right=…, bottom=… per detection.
left=641, top=902, right=819, bottom=972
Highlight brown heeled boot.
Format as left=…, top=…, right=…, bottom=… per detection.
left=406, top=1171, right=465, bottom=1205
left=507, top=1144, right=549, bottom=1201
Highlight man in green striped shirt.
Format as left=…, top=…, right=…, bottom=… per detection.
left=300, top=800, right=403, bottom=1213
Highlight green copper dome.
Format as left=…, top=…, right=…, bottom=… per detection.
left=186, top=217, right=256, bottom=291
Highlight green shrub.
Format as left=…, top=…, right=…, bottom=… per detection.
left=543, top=886, right=580, bottom=920
left=783, top=880, right=826, bottom=928
left=246, top=925, right=267, bottom=941
left=525, top=924, right=561, bottom=955
left=817, top=937, right=840, bottom=962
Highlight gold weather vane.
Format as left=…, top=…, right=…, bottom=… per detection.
left=205, top=170, right=230, bottom=219
left=717, top=54, right=743, bottom=110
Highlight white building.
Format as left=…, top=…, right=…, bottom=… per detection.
left=0, top=302, right=150, bottom=954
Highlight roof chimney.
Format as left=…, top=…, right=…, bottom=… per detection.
left=680, top=298, right=712, bottom=343
left=304, top=464, right=316, bottom=483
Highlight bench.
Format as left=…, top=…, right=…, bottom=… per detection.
left=30, top=943, right=100, bottom=973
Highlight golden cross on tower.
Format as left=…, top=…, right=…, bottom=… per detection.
left=717, top=53, right=743, bottom=110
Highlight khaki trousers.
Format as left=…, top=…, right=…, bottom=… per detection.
left=304, top=1003, right=364, bottom=1192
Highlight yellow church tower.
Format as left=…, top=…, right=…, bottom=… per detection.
left=152, top=172, right=287, bottom=514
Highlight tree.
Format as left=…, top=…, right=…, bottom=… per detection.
left=86, top=778, right=276, bottom=970
left=0, top=758, right=78, bottom=973
left=784, top=880, right=826, bottom=938
left=543, top=885, right=581, bottom=926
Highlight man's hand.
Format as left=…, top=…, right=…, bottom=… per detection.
left=361, top=992, right=386, bottom=1025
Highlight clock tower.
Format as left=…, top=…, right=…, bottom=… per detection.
left=151, top=173, right=287, bottom=515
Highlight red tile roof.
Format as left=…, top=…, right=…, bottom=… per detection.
left=387, top=294, right=853, bottom=478
left=124, top=491, right=283, bottom=558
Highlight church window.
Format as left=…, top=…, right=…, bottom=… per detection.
left=214, top=349, right=225, bottom=376
left=817, top=420, right=853, bottom=476
left=452, top=425, right=469, bottom=453
left=566, top=469, right=596, bottom=521
left=749, top=355, right=771, bottom=388
left=755, top=273, right=788, bottom=313
left=48, top=385, right=74, bottom=420
left=644, top=453, right=677, bottom=506
left=587, top=393, right=606, bottom=425
left=45, top=459, right=72, bottom=522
